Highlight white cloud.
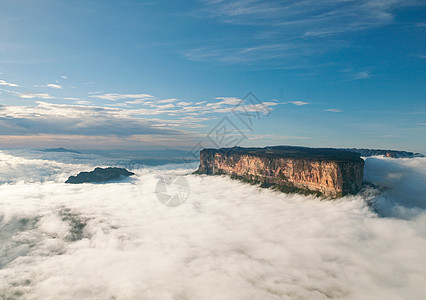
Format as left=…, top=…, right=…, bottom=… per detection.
left=177, top=101, right=191, bottom=106
left=0, top=152, right=425, bottom=299
left=60, top=75, right=68, bottom=79
left=74, top=100, right=92, bottom=105
left=0, top=89, right=282, bottom=139
left=34, top=83, right=62, bottom=89
left=157, top=98, right=178, bottom=104
left=157, top=103, right=175, bottom=109
left=0, top=79, right=19, bottom=87
left=352, top=71, right=369, bottom=80
left=324, top=108, right=342, bottom=112
left=214, top=97, right=242, bottom=105
left=0, top=102, right=179, bottom=136
left=364, top=156, right=426, bottom=214
left=17, top=92, right=54, bottom=99
left=89, top=93, right=154, bottom=101
left=124, top=99, right=145, bottom=105
left=289, top=101, right=309, bottom=106
left=87, top=92, right=281, bottom=117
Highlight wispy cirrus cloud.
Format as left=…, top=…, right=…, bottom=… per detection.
left=176, top=101, right=191, bottom=106
left=0, top=88, right=58, bottom=100
left=185, top=0, right=424, bottom=64
left=214, top=97, right=244, bottom=105
left=289, top=101, right=309, bottom=106
left=200, top=0, right=416, bottom=29
left=304, top=31, right=335, bottom=37
left=184, top=43, right=300, bottom=63
left=157, top=98, right=178, bottom=104
left=324, top=108, right=342, bottom=113
left=34, top=83, right=62, bottom=89
left=17, top=92, right=54, bottom=99
left=89, top=93, right=154, bottom=101
left=0, top=79, right=19, bottom=87
left=74, top=100, right=92, bottom=105
left=351, top=71, right=370, bottom=80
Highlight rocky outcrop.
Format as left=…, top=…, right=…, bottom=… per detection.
left=342, top=148, right=423, bottom=158
left=196, top=146, right=364, bottom=198
left=65, top=167, right=134, bottom=184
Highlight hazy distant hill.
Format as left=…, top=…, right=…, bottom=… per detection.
left=41, top=147, right=81, bottom=154
left=40, top=147, right=81, bottom=154
left=342, top=148, right=423, bottom=158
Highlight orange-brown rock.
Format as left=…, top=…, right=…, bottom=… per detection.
left=196, top=146, right=364, bottom=198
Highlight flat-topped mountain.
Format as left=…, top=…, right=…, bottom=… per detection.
left=65, top=167, right=134, bottom=184
left=196, top=146, right=364, bottom=198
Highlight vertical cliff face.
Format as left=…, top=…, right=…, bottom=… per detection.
left=197, top=147, right=364, bottom=198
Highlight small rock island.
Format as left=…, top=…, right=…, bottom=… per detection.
left=196, top=146, right=364, bottom=198
left=65, top=167, right=134, bottom=184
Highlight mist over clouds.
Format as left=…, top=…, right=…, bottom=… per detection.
left=0, top=151, right=425, bottom=299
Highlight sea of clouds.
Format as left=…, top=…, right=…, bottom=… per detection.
left=0, top=150, right=426, bottom=299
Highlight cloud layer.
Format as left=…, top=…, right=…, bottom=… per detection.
left=0, top=151, right=425, bottom=299
left=0, top=102, right=178, bottom=136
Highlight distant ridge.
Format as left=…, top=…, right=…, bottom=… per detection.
left=40, top=147, right=81, bottom=154
left=341, top=148, right=423, bottom=158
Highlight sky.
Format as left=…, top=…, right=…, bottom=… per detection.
left=0, top=0, right=425, bottom=153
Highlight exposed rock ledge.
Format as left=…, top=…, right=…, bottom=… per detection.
left=196, top=146, right=364, bottom=198
left=65, top=167, right=134, bottom=184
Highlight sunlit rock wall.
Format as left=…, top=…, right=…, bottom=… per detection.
left=197, top=148, right=364, bottom=198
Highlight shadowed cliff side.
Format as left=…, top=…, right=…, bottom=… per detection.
left=196, top=146, right=365, bottom=198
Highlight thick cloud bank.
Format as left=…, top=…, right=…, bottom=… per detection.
left=0, top=151, right=425, bottom=299
left=364, top=156, right=426, bottom=218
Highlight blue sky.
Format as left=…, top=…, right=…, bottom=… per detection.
left=0, top=0, right=425, bottom=153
